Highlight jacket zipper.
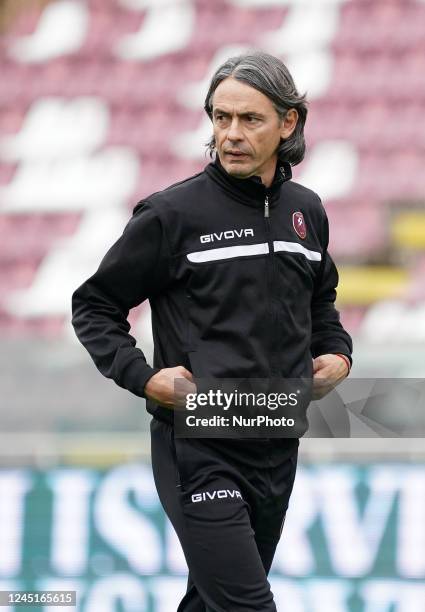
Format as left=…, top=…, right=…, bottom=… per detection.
left=263, top=194, right=279, bottom=376
left=264, top=195, right=269, bottom=218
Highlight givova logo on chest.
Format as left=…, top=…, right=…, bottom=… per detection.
left=200, top=228, right=254, bottom=243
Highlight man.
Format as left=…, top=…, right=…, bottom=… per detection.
left=72, top=51, right=352, bottom=611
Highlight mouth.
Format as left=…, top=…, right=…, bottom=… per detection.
left=224, top=151, right=249, bottom=159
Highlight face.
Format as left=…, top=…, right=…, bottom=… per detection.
left=211, top=77, right=298, bottom=183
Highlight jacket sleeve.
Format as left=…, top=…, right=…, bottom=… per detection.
left=71, top=199, right=171, bottom=398
left=310, top=202, right=353, bottom=366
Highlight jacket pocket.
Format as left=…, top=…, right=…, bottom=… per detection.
left=187, top=350, right=206, bottom=378
left=167, top=425, right=183, bottom=488
left=170, top=427, right=190, bottom=490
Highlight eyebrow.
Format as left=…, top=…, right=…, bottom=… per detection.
left=213, top=108, right=265, bottom=118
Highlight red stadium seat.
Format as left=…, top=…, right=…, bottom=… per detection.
left=0, top=0, right=424, bottom=334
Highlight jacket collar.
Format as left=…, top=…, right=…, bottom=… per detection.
left=205, top=153, right=292, bottom=208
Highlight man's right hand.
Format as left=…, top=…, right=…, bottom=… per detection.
left=144, top=366, right=197, bottom=410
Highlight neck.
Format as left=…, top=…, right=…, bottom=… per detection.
left=209, top=155, right=292, bottom=208
left=256, top=156, right=278, bottom=188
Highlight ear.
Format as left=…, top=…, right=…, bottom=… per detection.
left=280, top=109, right=298, bottom=140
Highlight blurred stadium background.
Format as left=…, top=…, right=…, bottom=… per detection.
left=0, top=0, right=424, bottom=610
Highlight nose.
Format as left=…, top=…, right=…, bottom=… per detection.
left=226, top=116, right=243, bottom=142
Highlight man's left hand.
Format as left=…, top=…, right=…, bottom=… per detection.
left=312, top=354, right=349, bottom=400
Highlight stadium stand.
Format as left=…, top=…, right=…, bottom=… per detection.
left=0, top=0, right=424, bottom=351
left=1, top=9, right=424, bottom=609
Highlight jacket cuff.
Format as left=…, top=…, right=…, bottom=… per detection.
left=335, top=352, right=352, bottom=368
left=312, top=342, right=353, bottom=367
left=122, top=359, right=161, bottom=399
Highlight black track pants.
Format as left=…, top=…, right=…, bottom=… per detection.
left=150, top=418, right=299, bottom=612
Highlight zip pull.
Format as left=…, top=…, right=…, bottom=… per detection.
left=264, top=195, right=269, bottom=218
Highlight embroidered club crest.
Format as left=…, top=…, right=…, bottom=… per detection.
left=292, top=212, right=306, bottom=239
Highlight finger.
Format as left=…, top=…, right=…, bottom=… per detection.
left=313, top=376, right=334, bottom=388
left=174, top=380, right=198, bottom=409
left=312, top=381, right=334, bottom=399
left=177, top=367, right=194, bottom=382
left=313, top=355, right=327, bottom=371
left=174, top=378, right=197, bottom=395
left=312, top=388, right=331, bottom=400
left=313, top=366, right=334, bottom=379
left=313, top=379, right=329, bottom=393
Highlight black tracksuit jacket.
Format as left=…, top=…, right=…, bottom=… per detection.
left=71, top=155, right=353, bottom=428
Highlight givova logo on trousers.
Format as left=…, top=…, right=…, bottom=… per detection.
left=191, top=489, right=243, bottom=503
